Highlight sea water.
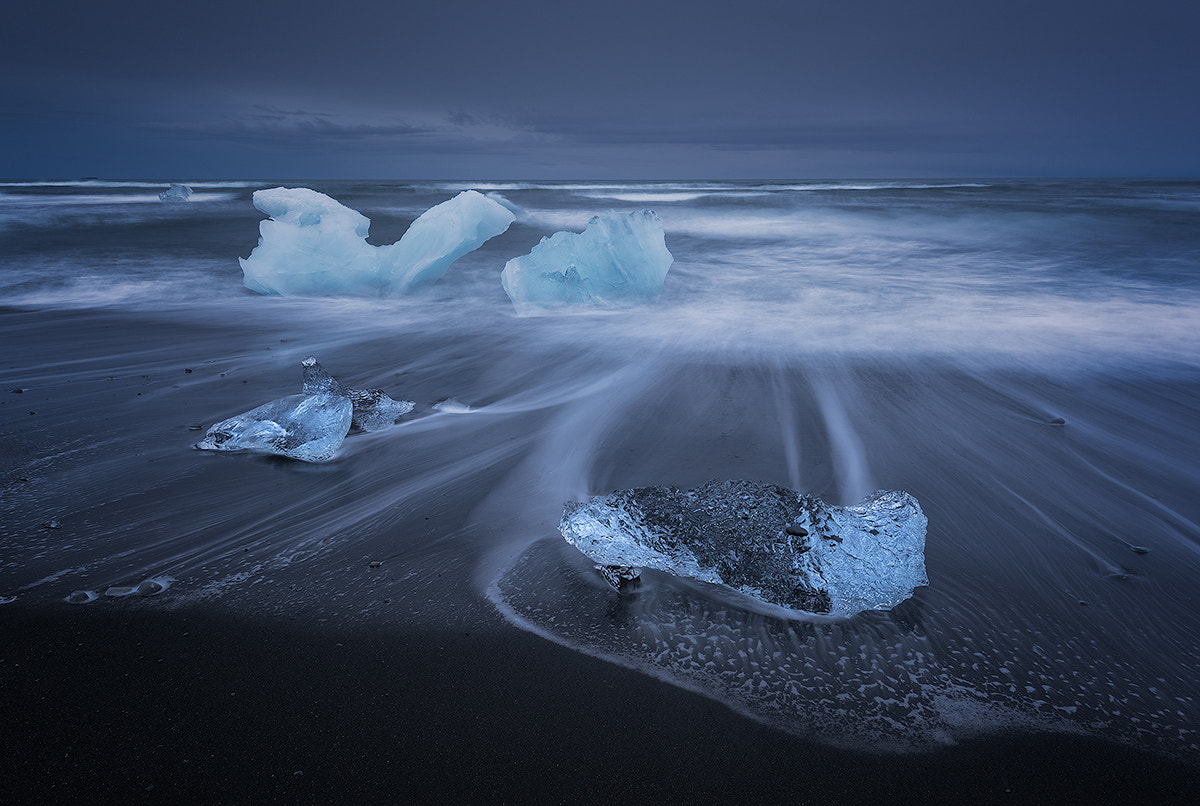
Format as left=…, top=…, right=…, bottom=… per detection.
left=2, top=178, right=1198, bottom=759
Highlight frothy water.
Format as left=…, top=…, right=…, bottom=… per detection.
left=2, top=179, right=1198, bottom=761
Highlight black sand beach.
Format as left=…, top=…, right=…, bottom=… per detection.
left=3, top=305, right=1199, bottom=805
left=4, top=604, right=1199, bottom=805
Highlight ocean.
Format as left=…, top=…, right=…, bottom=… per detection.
left=2, top=178, right=1199, bottom=800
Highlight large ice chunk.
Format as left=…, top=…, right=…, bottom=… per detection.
left=376, top=191, right=519, bottom=290
left=240, top=188, right=515, bottom=296
left=194, top=393, right=352, bottom=462
left=500, top=210, right=673, bottom=314
left=559, top=480, right=928, bottom=617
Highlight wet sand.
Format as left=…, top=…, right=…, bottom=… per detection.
left=4, top=304, right=1200, bottom=803
left=3, top=604, right=1198, bottom=805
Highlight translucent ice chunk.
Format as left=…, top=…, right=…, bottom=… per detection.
left=194, top=393, right=352, bottom=462
left=300, top=356, right=414, bottom=432
left=240, top=188, right=514, bottom=296
left=500, top=210, right=673, bottom=314
left=559, top=480, right=927, bottom=618
left=376, top=190, right=519, bottom=290
left=239, top=188, right=378, bottom=295
left=158, top=183, right=192, bottom=202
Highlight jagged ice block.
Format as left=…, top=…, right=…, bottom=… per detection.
left=500, top=210, right=673, bottom=314
left=300, top=356, right=414, bottom=432
left=158, top=183, right=192, bottom=202
left=194, top=393, right=353, bottom=462
left=240, top=188, right=515, bottom=296
left=559, top=480, right=928, bottom=618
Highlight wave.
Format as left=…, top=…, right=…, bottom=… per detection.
left=0, top=180, right=263, bottom=189
left=418, top=181, right=993, bottom=194
left=0, top=192, right=241, bottom=206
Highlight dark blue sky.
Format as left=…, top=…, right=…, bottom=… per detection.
left=3, top=0, right=1198, bottom=179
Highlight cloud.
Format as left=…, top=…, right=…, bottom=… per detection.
left=143, top=104, right=553, bottom=152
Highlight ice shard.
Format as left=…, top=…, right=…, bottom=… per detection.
left=240, top=188, right=515, bottom=296
left=500, top=210, right=673, bottom=314
left=300, top=356, right=414, bottom=432
left=559, top=480, right=928, bottom=617
left=194, top=356, right=415, bottom=462
left=193, top=393, right=352, bottom=462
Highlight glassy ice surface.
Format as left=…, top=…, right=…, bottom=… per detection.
left=194, top=393, right=352, bottom=462
left=301, top=356, right=414, bottom=432
left=500, top=210, right=673, bottom=313
left=158, top=183, right=192, bottom=202
left=240, top=188, right=514, bottom=296
left=240, top=188, right=377, bottom=295
left=560, top=481, right=927, bottom=617
left=376, top=189, right=517, bottom=290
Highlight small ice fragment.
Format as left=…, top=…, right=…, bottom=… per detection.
left=597, top=565, right=641, bottom=590
left=500, top=210, right=673, bottom=314
left=301, top=356, right=414, bottom=431
left=159, top=183, right=193, bottom=202
left=559, top=480, right=927, bottom=618
left=240, top=188, right=514, bottom=296
left=67, top=590, right=100, bottom=604
left=300, top=355, right=349, bottom=396
left=347, top=388, right=415, bottom=431
left=432, top=399, right=471, bottom=413
left=194, top=393, right=352, bottom=462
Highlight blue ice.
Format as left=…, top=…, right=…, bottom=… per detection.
left=158, top=183, right=192, bottom=202
left=240, top=188, right=515, bottom=296
left=194, top=393, right=352, bottom=462
left=500, top=210, right=673, bottom=314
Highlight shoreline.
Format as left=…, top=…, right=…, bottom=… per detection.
left=3, top=602, right=1198, bottom=804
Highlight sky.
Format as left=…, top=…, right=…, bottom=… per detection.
left=2, top=0, right=1198, bottom=180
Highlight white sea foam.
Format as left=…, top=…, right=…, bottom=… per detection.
left=0, top=180, right=261, bottom=189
